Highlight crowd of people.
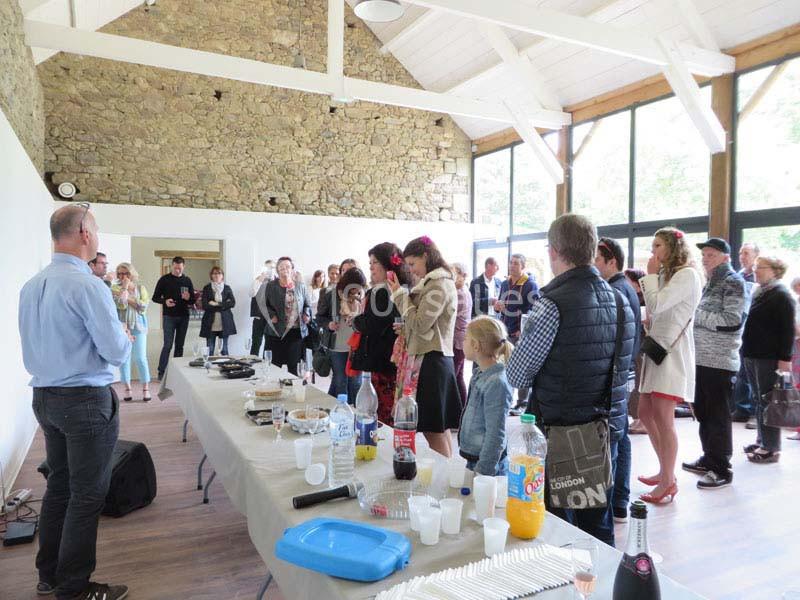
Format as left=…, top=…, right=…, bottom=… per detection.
left=17, top=203, right=800, bottom=599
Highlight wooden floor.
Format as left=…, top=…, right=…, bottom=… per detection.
left=3, top=384, right=800, bottom=600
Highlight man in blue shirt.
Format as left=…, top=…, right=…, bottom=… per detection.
left=19, top=203, right=131, bottom=600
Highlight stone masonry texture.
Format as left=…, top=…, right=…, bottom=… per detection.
left=1, top=0, right=45, bottom=172
left=38, top=0, right=472, bottom=221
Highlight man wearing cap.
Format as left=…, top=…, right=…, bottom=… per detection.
left=682, top=238, right=748, bottom=489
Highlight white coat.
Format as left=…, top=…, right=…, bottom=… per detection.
left=639, top=266, right=703, bottom=401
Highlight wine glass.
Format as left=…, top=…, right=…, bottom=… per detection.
left=244, top=338, right=252, bottom=358
left=272, top=402, right=285, bottom=443
left=297, top=360, right=307, bottom=382
left=569, top=539, right=599, bottom=599
left=305, top=403, right=322, bottom=445
left=265, top=349, right=273, bottom=365
left=192, top=341, right=202, bottom=359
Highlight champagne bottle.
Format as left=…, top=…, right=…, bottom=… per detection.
left=612, top=500, right=661, bottom=600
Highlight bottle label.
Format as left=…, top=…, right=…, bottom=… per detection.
left=508, top=458, right=544, bottom=503
left=330, top=418, right=353, bottom=442
left=393, top=428, right=416, bottom=454
left=356, top=418, right=377, bottom=447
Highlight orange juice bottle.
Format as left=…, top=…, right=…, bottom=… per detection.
left=506, top=414, right=547, bottom=540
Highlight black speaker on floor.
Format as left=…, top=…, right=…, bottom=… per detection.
left=102, top=440, right=157, bottom=517
left=38, top=440, right=157, bottom=518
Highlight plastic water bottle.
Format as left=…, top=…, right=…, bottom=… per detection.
left=393, top=387, right=418, bottom=480
left=329, top=393, right=355, bottom=487
left=506, top=414, right=547, bottom=539
left=355, top=373, right=378, bottom=461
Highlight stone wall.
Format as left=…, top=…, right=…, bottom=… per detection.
left=0, top=0, right=45, bottom=172
left=39, top=0, right=471, bottom=221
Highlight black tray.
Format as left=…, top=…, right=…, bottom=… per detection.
left=246, top=409, right=273, bottom=426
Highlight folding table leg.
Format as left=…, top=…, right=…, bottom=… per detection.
left=202, top=470, right=216, bottom=504
left=182, top=419, right=189, bottom=443
left=256, top=572, right=273, bottom=600
left=197, top=453, right=207, bottom=490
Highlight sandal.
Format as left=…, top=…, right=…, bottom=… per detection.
left=743, top=443, right=760, bottom=454
left=142, top=392, right=152, bottom=402
left=747, top=450, right=780, bottom=463
left=640, top=482, right=678, bottom=505
left=787, top=432, right=800, bottom=441
left=637, top=474, right=661, bottom=486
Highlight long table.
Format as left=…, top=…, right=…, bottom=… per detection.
left=164, top=358, right=707, bottom=599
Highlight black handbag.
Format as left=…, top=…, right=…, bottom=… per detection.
left=641, top=318, right=692, bottom=366
left=312, top=345, right=332, bottom=378
left=763, top=373, right=800, bottom=428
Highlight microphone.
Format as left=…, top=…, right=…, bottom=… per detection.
left=292, top=481, right=363, bottom=509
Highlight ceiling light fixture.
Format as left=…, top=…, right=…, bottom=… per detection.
left=353, top=0, right=404, bottom=23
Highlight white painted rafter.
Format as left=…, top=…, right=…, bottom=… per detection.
left=658, top=36, right=725, bottom=153
left=503, top=100, right=563, bottom=185
left=402, top=0, right=734, bottom=77
left=674, top=0, right=719, bottom=52
left=327, top=0, right=349, bottom=102
left=18, top=0, right=51, bottom=15
left=379, top=9, right=439, bottom=55
left=481, top=23, right=561, bottom=111
left=24, top=20, right=572, bottom=128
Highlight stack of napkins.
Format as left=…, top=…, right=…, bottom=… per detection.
left=375, top=544, right=575, bottom=600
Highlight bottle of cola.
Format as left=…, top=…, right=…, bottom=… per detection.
left=612, top=500, right=661, bottom=600
left=393, top=387, right=417, bottom=480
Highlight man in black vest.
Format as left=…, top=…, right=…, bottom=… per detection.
left=508, top=214, right=635, bottom=546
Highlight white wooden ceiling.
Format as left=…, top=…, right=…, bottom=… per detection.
left=354, top=0, right=800, bottom=138
left=21, top=0, right=800, bottom=140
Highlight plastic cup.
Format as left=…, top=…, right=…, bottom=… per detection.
left=417, top=458, right=434, bottom=486
left=495, top=475, right=508, bottom=508
left=439, top=498, right=464, bottom=535
left=294, top=438, right=313, bottom=470
left=293, top=384, right=305, bottom=403
left=473, top=475, right=497, bottom=523
left=418, top=506, right=442, bottom=545
left=304, top=463, right=325, bottom=486
left=483, top=517, right=510, bottom=556
left=407, top=495, right=431, bottom=532
left=448, top=458, right=466, bottom=488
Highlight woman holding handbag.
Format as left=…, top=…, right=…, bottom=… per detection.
left=637, top=228, right=702, bottom=504
left=741, top=256, right=795, bottom=462
left=352, top=243, right=409, bottom=425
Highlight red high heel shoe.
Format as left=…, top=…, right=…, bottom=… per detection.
left=640, top=482, right=678, bottom=505
left=637, top=474, right=660, bottom=486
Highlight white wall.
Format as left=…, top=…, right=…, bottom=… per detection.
left=59, top=202, right=474, bottom=357
left=2, top=110, right=53, bottom=495
left=97, top=232, right=131, bottom=268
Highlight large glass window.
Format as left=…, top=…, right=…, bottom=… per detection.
left=513, top=141, right=558, bottom=235
left=635, top=89, right=711, bottom=221
left=511, top=239, right=551, bottom=287
left=736, top=57, right=800, bottom=212
left=571, top=111, right=631, bottom=226
left=741, top=225, right=800, bottom=285
left=473, top=149, right=511, bottom=241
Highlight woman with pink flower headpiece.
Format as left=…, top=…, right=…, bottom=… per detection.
left=387, top=235, right=462, bottom=457
left=350, top=242, right=410, bottom=425
left=636, top=227, right=702, bottom=505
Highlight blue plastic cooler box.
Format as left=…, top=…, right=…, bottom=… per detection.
left=275, top=517, right=412, bottom=582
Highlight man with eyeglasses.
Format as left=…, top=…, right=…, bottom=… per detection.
left=18, top=203, right=132, bottom=600
left=88, top=252, right=111, bottom=287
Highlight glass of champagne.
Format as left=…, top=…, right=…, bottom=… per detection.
left=570, top=539, right=599, bottom=599
left=305, top=403, right=322, bottom=445
left=272, top=402, right=285, bottom=443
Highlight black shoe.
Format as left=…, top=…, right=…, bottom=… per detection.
left=613, top=506, right=628, bottom=523
left=681, top=457, right=710, bottom=475
left=73, top=583, right=129, bottom=600
left=731, top=411, right=750, bottom=423
left=697, top=471, right=732, bottom=489
left=123, top=396, right=132, bottom=402
left=36, top=581, right=55, bottom=595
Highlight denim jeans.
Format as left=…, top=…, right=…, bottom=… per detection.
left=206, top=333, right=229, bottom=356
left=731, top=350, right=754, bottom=416
left=158, top=315, right=189, bottom=377
left=548, top=501, right=614, bottom=547
left=32, top=386, right=119, bottom=598
left=745, top=357, right=781, bottom=452
left=120, top=329, right=150, bottom=385
left=466, top=452, right=509, bottom=476
left=328, top=350, right=359, bottom=404
left=611, top=423, right=631, bottom=512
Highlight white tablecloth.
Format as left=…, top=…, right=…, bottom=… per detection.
left=164, top=358, right=706, bottom=599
